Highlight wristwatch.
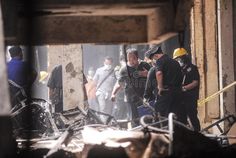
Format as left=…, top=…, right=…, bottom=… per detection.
left=182, top=86, right=187, bottom=92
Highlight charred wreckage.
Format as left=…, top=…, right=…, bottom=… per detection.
left=1, top=0, right=236, bottom=157
left=8, top=95, right=236, bottom=158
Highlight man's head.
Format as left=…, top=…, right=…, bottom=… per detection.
left=9, top=46, right=23, bottom=59
left=87, top=67, right=95, bottom=79
left=126, top=48, right=139, bottom=67
left=173, top=48, right=190, bottom=67
left=104, top=56, right=113, bottom=70
left=173, top=48, right=187, bottom=59
left=145, top=46, right=163, bottom=61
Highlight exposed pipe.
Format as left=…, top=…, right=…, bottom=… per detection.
left=168, top=113, right=175, bottom=156
left=217, top=0, right=224, bottom=120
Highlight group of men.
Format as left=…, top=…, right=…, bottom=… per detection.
left=143, top=46, right=200, bottom=131
left=89, top=46, right=201, bottom=131
left=7, top=45, right=201, bottom=131
left=7, top=46, right=63, bottom=113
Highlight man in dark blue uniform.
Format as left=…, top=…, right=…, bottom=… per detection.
left=145, top=46, right=185, bottom=123
left=8, top=46, right=28, bottom=88
left=7, top=46, right=37, bottom=106
left=173, top=48, right=201, bottom=131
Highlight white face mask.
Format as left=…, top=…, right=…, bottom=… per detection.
left=104, top=64, right=112, bottom=70
left=178, top=60, right=184, bottom=67
left=152, top=59, right=156, bottom=64
left=88, top=70, right=94, bottom=77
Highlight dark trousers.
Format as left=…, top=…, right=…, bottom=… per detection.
left=183, top=98, right=201, bottom=131
left=155, top=88, right=187, bottom=124
left=130, top=99, right=143, bottom=127
left=55, top=102, right=63, bottom=113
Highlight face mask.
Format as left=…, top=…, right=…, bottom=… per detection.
left=178, top=60, right=184, bottom=67
left=88, top=70, right=94, bottom=77
left=104, top=64, right=112, bottom=70
left=152, top=59, right=156, bottom=64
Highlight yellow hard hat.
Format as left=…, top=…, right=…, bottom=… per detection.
left=173, top=48, right=188, bottom=59
left=39, top=71, right=48, bottom=82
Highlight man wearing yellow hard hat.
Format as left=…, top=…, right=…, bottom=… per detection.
left=173, top=48, right=201, bottom=131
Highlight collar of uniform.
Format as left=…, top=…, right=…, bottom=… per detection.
left=11, top=58, right=22, bottom=61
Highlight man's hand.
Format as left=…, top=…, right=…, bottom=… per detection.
left=157, top=87, right=168, bottom=96
left=110, top=94, right=116, bottom=102
left=138, top=69, right=148, bottom=77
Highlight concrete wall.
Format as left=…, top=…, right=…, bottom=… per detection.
left=218, top=0, right=235, bottom=116
left=234, top=0, right=236, bottom=109
left=191, top=0, right=236, bottom=130
left=0, top=5, right=10, bottom=115
left=191, top=0, right=219, bottom=127
left=48, top=44, right=84, bottom=110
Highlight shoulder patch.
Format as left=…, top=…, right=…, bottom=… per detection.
left=187, top=67, right=192, bottom=72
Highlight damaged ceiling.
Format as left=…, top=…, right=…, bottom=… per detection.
left=1, top=0, right=193, bottom=45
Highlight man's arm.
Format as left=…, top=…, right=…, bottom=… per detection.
left=143, top=69, right=154, bottom=100
left=87, top=80, right=97, bottom=94
left=110, top=81, right=123, bottom=102
left=139, top=69, right=149, bottom=77
left=156, top=70, right=165, bottom=96
left=139, top=62, right=151, bottom=77
left=156, top=71, right=163, bottom=89
left=183, top=80, right=198, bottom=91
left=182, top=66, right=200, bottom=91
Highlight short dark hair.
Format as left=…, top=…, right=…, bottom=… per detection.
left=126, top=48, right=138, bottom=58
left=145, top=46, right=162, bottom=59
left=104, top=56, right=113, bottom=62
left=9, top=46, right=22, bottom=58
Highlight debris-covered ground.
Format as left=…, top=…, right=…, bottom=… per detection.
left=11, top=100, right=236, bottom=158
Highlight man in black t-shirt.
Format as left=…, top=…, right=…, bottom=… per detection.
left=111, top=48, right=151, bottom=123
left=143, top=54, right=158, bottom=106
left=145, top=46, right=185, bottom=122
left=47, top=65, right=63, bottom=113
left=173, top=48, right=201, bottom=131
left=143, top=67, right=158, bottom=102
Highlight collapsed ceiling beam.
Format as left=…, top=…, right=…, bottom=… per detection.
left=5, top=2, right=175, bottom=45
